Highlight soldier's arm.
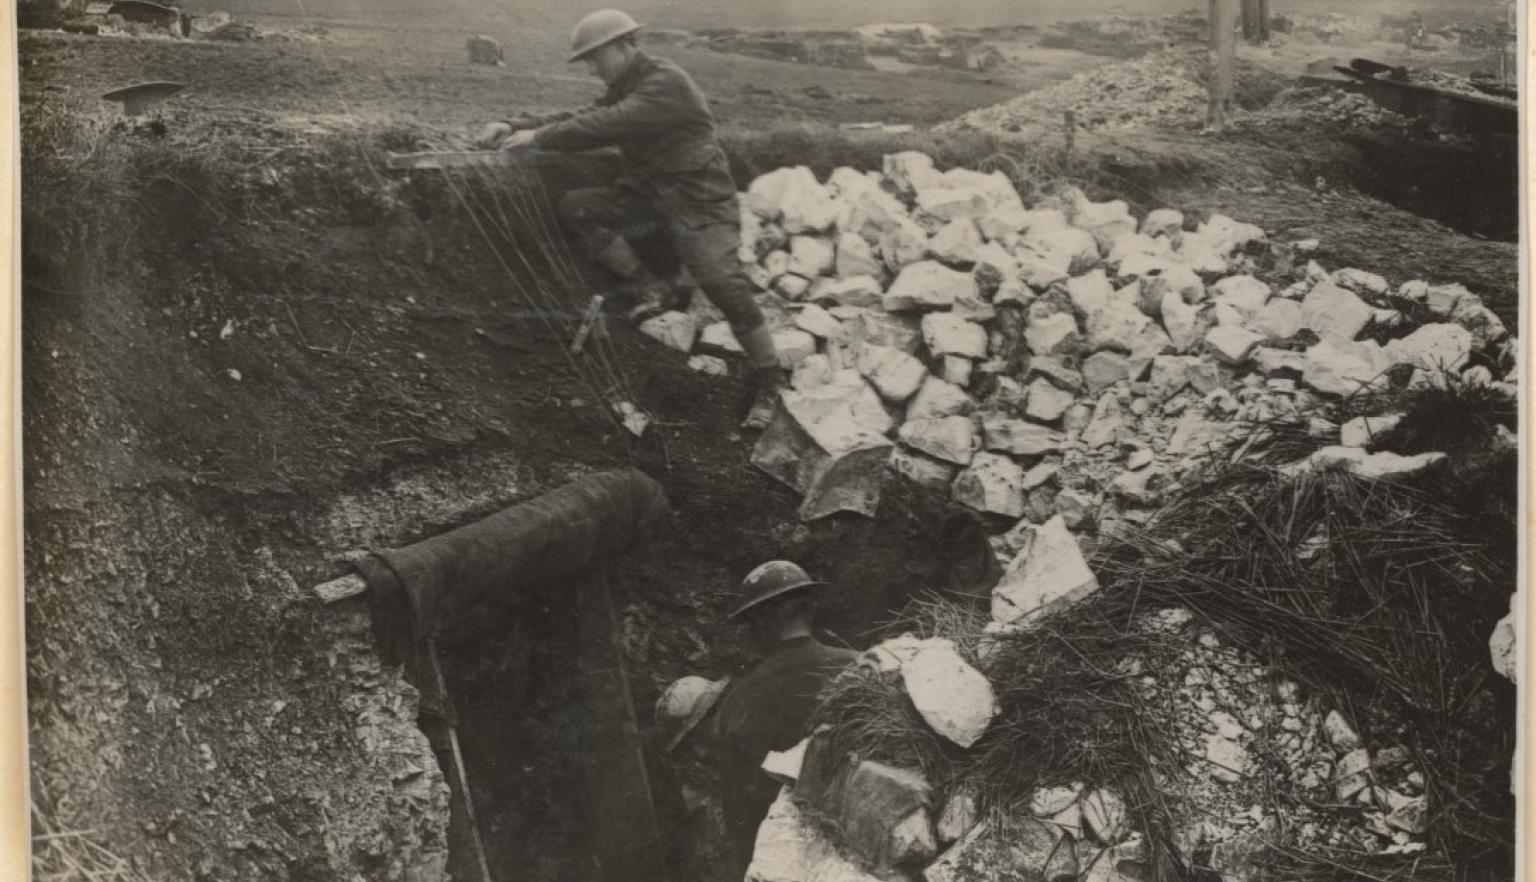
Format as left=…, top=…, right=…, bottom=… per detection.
left=531, top=75, right=692, bottom=152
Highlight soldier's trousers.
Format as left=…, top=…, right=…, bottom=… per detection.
left=558, top=185, right=767, bottom=336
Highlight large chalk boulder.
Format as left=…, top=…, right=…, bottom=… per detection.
left=992, top=515, right=1100, bottom=626
left=902, top=639, right=996, bottom=748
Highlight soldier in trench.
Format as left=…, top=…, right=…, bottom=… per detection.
left=713, top=561, right=860, bottom=878
left=481, top=8, right=786, bottom=429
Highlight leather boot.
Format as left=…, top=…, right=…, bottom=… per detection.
left=592, top=238, right=680, bottom=321
left=741, top=367, right=786, bottom=431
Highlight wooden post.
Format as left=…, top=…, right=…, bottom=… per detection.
left=1240, top=0, right=1269, bottom=44
left=577, top=570, right=670, bottom=882
left=1207, top=0, right=1238, bottom=130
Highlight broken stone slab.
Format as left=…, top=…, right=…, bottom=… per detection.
left=1202, top=716, right=1249, bottom=784
left=795, top=303, right=845, bottom=340
left=857, top=343, right=929, bottom=402
left=1080, top=789, right=1127, bottom=845
left=879, top=216, right=931, bottom=273
left=1451, top=299, right=1508, bottom=348
left=747, top=790, right=888, bottom=882
left=1085, top=299, right=1152, bottom=353
left=1108, top=468, right=1162, bottom=507
left=836, top=231, right=887, bottom=280
left=1080, top=393, right=1123, bottom=449
left=928, top=217, right=984, bottom=267
left=907, top=376, right=974, bottom=422
left=899, top=416, right=976, bottom=466
left=762, top=737, right=810, bottom=786
left=781, top=176, right=839, bottom=235
left=841, top=182, right=909, bottom=245
left=1166, top=408, right=1227, bottom=457
left=1386, top=798, right=1427, bottom=836
left=789, top=234, right=836, bottom=278
left=1013, top=245, right=1073, bottom=291
left=1067, top=269, right=1116, bottom=316
left=923, top=313, right=989, bottom=359
left=1159, top=289, right=1209, bottom=354
left=1025, top=378, right=1076, bottom=422
left=1107, top=233, right=1174, bottom=277
left=1145, top=354, right=1193, bottom=403
left=925, top=816, right=1076, bottom=882
left=937, top=792, right=978, bottom=845
left=884, top=261, right=976, bottom=312
left=699, top=321, right=745, bottom=354
left=1245, top=298, right=1304, bottom=342
left=687, top=354, right=730, bottom=376
left=1211, top=275, right=1271, bottom=319
left=1054, top=487, right=1095, bottom=529
left=1383, top=323, right=1472, bottom=372
left=1068, top=188, right=1137, bottom=253
left=1277, top=447, right=1447, bottom=482
left=981, top=413, right=1068, bottom=456
left=1204, top=325, right=1264, bottom=365
left=1253, top=347, right=1308, bottom=376
left=1490, top=593, right=1517, bottom=683
left=638, top=310, right=698, bottom=353
left=1323, top=710, right=1361, bottom=752
left=795, top=738, right=937, bottom=870
left=747, top=166, right=820, bottom=221
left=902, top=638, right=996, bottom=748
left=883, top=151, right=944, bottom=200
left=791, top=354, right=835, bottom=390
left=1331, top=267, right=1389, bottom=298
left=1335, top=748, right=1372, bottom=801
left=1300, top=281, right=1373, bottom=340
left=942, top=356, right=974, bottom=387
left=1175, top=214, right=1264, bottom=273
left=751, top=376, right=895, bottom=521
left=915, top=186, right=991, bottom=231
left=850, top=310, right=923, bottom=354
left=943, top=167, right=1027, bottom=214
left=1021, top=225, right=1100, bottom=273
left=774, top=328, right=819, bottom=369
left=992, top=514, right=1099, bottom=626
left=1024, top=310, right=1083, bottom=357
left=775, top=273, right=813, bottom=301
left=1026, top=357, right=1084, bottom=394
left=951, top=285, right=997, bottom=323
left=953, top=452, right=1027, bottom=518
left=1021, top=461, right=1058, bottom=490
left=1339, top=413, right=1403, bottom=448
left=1081, top=353, right=1130, bottom=393
left=889, top=447, right=960, bottom=491
left=1302, top=335, right=1391, bottom=396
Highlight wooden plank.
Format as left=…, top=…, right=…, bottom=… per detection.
left=577, top=570, right=670, bottom=882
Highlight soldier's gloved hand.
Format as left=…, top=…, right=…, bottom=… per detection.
left=499, top=129, right=538, bottom=151
left=476, top=121, right=513, bottom=149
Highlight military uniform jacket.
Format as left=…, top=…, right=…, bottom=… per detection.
left=531, top=52, right=739, bottom=228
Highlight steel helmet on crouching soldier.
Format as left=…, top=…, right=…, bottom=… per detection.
left=568, top=9, right=643, bottom=62
left=727, top=560, right=826, bottom=621
left=655, top=675, right=730, bottom=754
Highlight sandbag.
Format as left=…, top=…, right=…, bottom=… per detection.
left=353, top=468, right=668, bottom=637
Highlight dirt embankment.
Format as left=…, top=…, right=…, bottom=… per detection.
left=22, top=104, right=989, bottom=879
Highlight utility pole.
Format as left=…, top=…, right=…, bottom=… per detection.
left=1207, top=0, right=1238, bottom=129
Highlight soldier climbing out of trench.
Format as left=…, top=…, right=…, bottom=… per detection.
left=713, top=561, right=860, bottom=878
left=480, top=8, right=787, bottom=429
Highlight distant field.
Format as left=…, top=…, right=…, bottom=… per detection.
left=174, top=0, right=1505, bottom=31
